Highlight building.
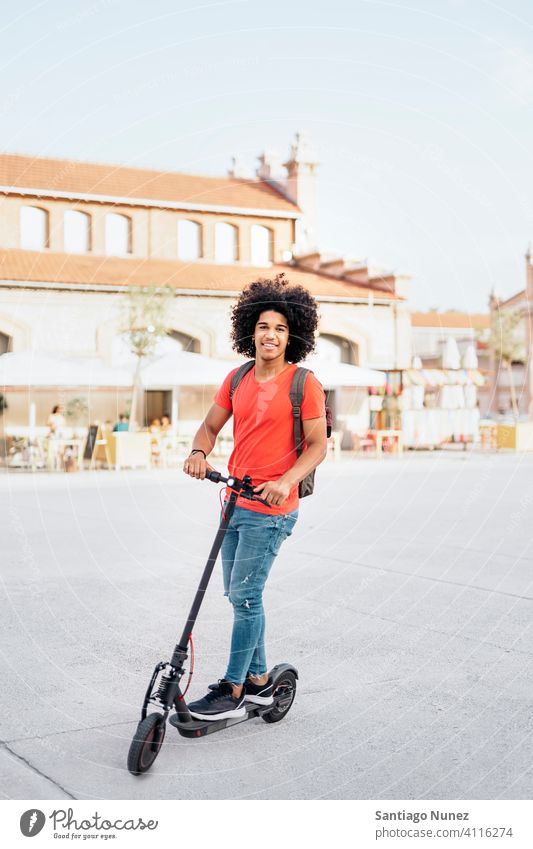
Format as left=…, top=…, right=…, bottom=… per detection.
left=481, top=247, right=533, bottom=418
left=0, top=134, right=411, bottom=438
left=487, top=267, right=529, bottom=417
left=411, top=311, right=490, bottom=368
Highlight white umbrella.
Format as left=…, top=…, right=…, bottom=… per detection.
left=300, top=357, right=386, bottom=387
left=442, top=336, right=461, bottom=370
left=0, top=351, right=132, bottom=387
left=462, top=344, right=478, bottom=369
left=140, top=351, right=235, bottom=387
left=0, top=350, right=386, bottom=391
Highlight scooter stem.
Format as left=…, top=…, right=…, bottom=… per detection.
left=171, top=486, right=239, bottom=663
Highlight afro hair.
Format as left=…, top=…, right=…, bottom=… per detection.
left=230, top=274, right=319, bottom=363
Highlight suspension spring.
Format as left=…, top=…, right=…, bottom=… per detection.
left=155, top=668, right=177, bottom=707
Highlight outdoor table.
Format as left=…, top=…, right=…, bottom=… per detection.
left=479, top=421, right=497, bottom=450
left=369, top=428, right=403, bottom=458
left=108, top=432, right=152, bottom=470
left=159, top=435, right=191, bottom=467
left=46, top=437, right=84, bottom=471
left=327, top=430, right=341, bottom=460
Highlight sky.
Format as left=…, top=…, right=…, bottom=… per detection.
left=2, top=0, right=533, bottom=312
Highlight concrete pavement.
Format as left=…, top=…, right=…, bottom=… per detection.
left=1, top=450, right=532, bottom=799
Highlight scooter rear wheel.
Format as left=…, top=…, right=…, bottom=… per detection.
left=262, top=671, right=297, bottom=723
left=127, top=713, right=166, bottom=775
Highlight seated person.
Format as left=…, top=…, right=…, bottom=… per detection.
left=113, top=414, right=130, bottom=433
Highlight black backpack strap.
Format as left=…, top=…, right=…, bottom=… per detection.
left=229, top=360, right=255, bottom=401
left=290, top=367, right=311, bottom=456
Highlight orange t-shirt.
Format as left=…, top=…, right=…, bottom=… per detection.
left=214, top=362, right=325, bottom=515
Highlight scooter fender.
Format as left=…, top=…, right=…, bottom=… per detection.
left=269, top=662, right=299, bottom=682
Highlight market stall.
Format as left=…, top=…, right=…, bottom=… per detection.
left=400, top=366, right=485, bottom=448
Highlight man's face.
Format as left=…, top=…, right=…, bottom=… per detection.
left=253, top=310, right=289, bottom=362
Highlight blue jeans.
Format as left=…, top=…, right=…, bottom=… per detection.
left=221, top=506, right=298, bottom=684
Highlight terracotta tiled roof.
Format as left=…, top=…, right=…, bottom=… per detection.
left=411, top=311, right=490, bottom=329
left=0, top=153, right=298, bottom=213
left=497, top=289, right=526, bottom=308
left=0, top=249, right=398, bottom=300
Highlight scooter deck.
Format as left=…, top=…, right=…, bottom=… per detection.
left=169, top=700, right=271, bottom=738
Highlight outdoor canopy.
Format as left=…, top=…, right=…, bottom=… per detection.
left=0, top=350, right=386, bottom=389
left=0, top=351, right=132, bottom=387
left=0, top=350, right=231, bottom=388
left=300, top=357, right=386, bottom=387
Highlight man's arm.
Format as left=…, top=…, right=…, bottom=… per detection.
left=254, top=415, right=328, bottom=506
left=183, top=402, right=232, bottom=480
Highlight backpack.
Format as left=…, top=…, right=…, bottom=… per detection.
left=229, top=360, right=332, bottom=498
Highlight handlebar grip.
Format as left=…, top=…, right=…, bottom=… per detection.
left=203, top=471, right=271, bottom=509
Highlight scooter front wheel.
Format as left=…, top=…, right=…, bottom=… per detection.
left=127, top=713, right=166, bottom=775
left=262, top=670, right=297, bottom=723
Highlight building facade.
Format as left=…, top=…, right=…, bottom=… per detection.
left=488, top=278, right=529, bottom=418
left=0, top=136, right=411, bottom=437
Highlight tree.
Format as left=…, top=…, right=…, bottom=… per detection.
left=489, top=308, right=525, bottom=420
left=0, top=393, right=7, bottom=442
left=0, top=392, right=7, bottom=462
left=120, top=285, right=174, bottom=430
left=65, top=397, right=89, bottom=427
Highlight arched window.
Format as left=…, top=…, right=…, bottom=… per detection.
left=316, top=333, right=358, bottom=365
left=168, top=330, right=201, bottom=353
left=177, top=219, right=202, bottom=260
left=215, top=222, right=238, bottom=263
left=64, top=210, right=91, bottom=253
left=250, top=224, right=273, bottom=265
left=20, top=206, right=49, bottom=250
left=105, top=213, right=131, bottom=255
left=0, top=332, right=11, bottom=355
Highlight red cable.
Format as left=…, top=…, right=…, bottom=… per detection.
left=219, top=487, right=227, bottom=520
left=220, top=484, right=241, bottom=519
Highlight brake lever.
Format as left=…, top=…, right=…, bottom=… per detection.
left=238, top=490, right=272, bottom=509
left=206, top=471, right=272, bottom=510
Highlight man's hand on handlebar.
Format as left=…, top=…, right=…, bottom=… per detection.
left=253, top=478, right=291, bottom=507
left=183, top=467, right=274, bottom=509
left=183, top=452, right=213, bottom=480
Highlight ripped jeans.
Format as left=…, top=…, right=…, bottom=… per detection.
left=221, top=506, right=298, bottom=684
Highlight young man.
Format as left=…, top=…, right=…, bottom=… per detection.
left=183, top=276, right=327, bottom=720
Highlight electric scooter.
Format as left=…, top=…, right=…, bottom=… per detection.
left=127, top=470, right=298, bottom=775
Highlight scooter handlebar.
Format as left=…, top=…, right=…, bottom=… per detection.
left=205, top=469, right=271, bottom=508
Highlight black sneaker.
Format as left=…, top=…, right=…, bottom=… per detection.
left=188, top=680, right=246, bottom=721
left=244, top=675, right=274, bottom=705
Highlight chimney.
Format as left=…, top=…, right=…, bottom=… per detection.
left=293, top=251, right=322, bottom=272
left=343, top=265, right=370, bottom=285
left=228, top=156, right=253, bottom=179
left=319, top=257, right=345, bottom=277
left=283, top=131, right=319, bottom=254
left=256, top=150, right=283, bottom=182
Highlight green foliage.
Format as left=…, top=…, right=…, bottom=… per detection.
left=121, top=285, right=174, bottom=360
left=120, top=285, right=174, bottom=430
left=65, top=396, right=89, bottom=424
left=490, top=307, right=524, bottom=419
left=489, top=308, right=525, bottom=365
